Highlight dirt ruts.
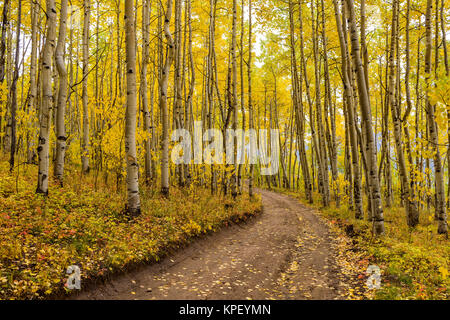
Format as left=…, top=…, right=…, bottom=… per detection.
left=72, top=189, right=351, bottom=300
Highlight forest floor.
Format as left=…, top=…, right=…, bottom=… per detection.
left=0, top=161, right=261, bottom=299
left=71, top=188, right=370, bottom=300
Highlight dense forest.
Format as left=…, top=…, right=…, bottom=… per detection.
left=0, top=0, right=448, bottom=300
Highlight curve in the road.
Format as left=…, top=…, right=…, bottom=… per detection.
left=72, top=189, right=349, bottom=300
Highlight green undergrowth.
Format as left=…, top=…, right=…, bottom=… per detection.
left=0, top=161, right=261, bottom=299
left=269, top=186, right=449, bottom=300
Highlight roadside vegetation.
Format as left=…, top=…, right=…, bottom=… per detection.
left=275, top=187, right=449, bottom=300
left=0, top=161, right=261, bottom=299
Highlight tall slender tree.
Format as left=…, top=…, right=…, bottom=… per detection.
left=140, top=0, right=153, bottom=184
left=230, top=0, right=238, bottom=199
left=9, top=0, right=21, bottom=172
left=332, top=0, right=363, bottom=219
left=248, top=0, right=254, bottom=198
left=54, top=0, right=69, bottom=185
left=386, top=0, right=419, bottom=227
left=0, top=0, right=9, bottom=83
left=424, top=0, right=447, bottom=234
left=345, top=0, right=385, bottom=234
left=81, top=0, right=91, bottom=173
left=37, top=0, right=57, bottom=194
left=124, top=0, right=141, bottom=216
left=160, top=0, right=175, bottom=197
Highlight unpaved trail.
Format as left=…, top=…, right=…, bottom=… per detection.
left=72, top=189, right=351, bottom=300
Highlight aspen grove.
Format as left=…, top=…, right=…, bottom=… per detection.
left=0, top=0, right=449, bottom=300
left=1, top=0, right=450, bottom=231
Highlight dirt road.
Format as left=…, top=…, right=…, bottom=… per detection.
left=72, top=189, right=352, bottom=300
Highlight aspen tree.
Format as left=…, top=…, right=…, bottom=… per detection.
left=248, top=0, right=253, bottom=197
left=424, top=0, right=447, bottom=234
left=54, top=0, right=69, bottom=185
left=386, top=0, right=419, bottom=227
left=0, top=0, right=9, bottom=152
left=0, top=0, right=9, bottom=83
left=140, top=0, right=153, bottom=184
left=238, top=0, right=245, bottom=193
left=4, top=13, right=12, bottom=153
left=174, top=0, right=184, bottom=186
left=27, top=0, right=39, bottom=164
left=404, top=0, right=420, bottom=224
left=440, top=0, right=450, bottom=207
left=9, top=0, right=21, bottom=172
left=160, top=0, right=175, bottom=197
left=311, top=0, right=329, bottom=207
left=207, top=0, right=216, bottom=194
left=124, top=0, right=141, bottom=216
left=296, top=0, right=313, bottom=203
left=186, top=0, right=195, bottom=187
left=230, top=0, right=238, bottom=199
left=81, top=0, right=90, bottom=174
left=332, top=0, right=363, bottom=219
left=321, top=0, right=339, bottom=206
left=37, top=0, right=57, bottom=194
left=345, top=0, right=384, bottom=234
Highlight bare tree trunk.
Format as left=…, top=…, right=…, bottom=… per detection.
left=386, top=0, right=419, bottom=227
left=54, top=0, right=68, bottom=185
left=441, top=0, right=449, bottom=76
left=0, top=0, right=9, bottom=152
left=140, top=0, right=153, bottom=185
left=174, top=0, right=184, bottom=186
left=440, top=0, right=450, bottom=208
left=311, top=0, right=329, bottom=206
left=345, top=0, right=384, bottom=234
left=37, top=0, right=57, bottom=195
left=27, top=0, right=39, bottom=164
left=321, top=0, right=339, bottom=206
left=160, top=0, right=175, bottom=197
left=332, top=0, right=363, bottom=218
left=289, top=0, right=312, bottom=203
left=237, top=0, right=245, bottom=194
left=124, top=0, right=141, bottom=216
left=3, top=6, right=12, bottom=153
left=404, top=0, right=420, bottom=225
left=81, top=0, right=91, bottom=174
left=425, top=0, right=447, bottom=234
left=360, top=0, right=369, bottom=93
left=8, top=0, right=21, bottom=172
left=0, top=0, right=9, bottom=83
left=206, top=0, right=217, bottom=194
left=230, top=0, right=238, bottom=199
left=185, top=0, right=194, bottom=187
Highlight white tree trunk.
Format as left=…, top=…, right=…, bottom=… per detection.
left=160, top=0, right=175, bottom=196
left=345, top=0, right=385, bottom=235
left=230, top=0, right=238, bottom=199
left=386, top=0, right=419, bottom=227
left=332, top=0, right=363, bottom=219
left=124, top=0, right=141, bottom=216
left=425, top=0, right=447, bottom=234
left=27, top=0, right=38, bottom=163
left=140, top=0, right=152, bottom=184
left=37, top=0, right=57, bottom=194
left=54, top=0, right=68, bottom=185
left=81, top=0, right=90, bottom=173
left=248, top=0, right=254, bottom=197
